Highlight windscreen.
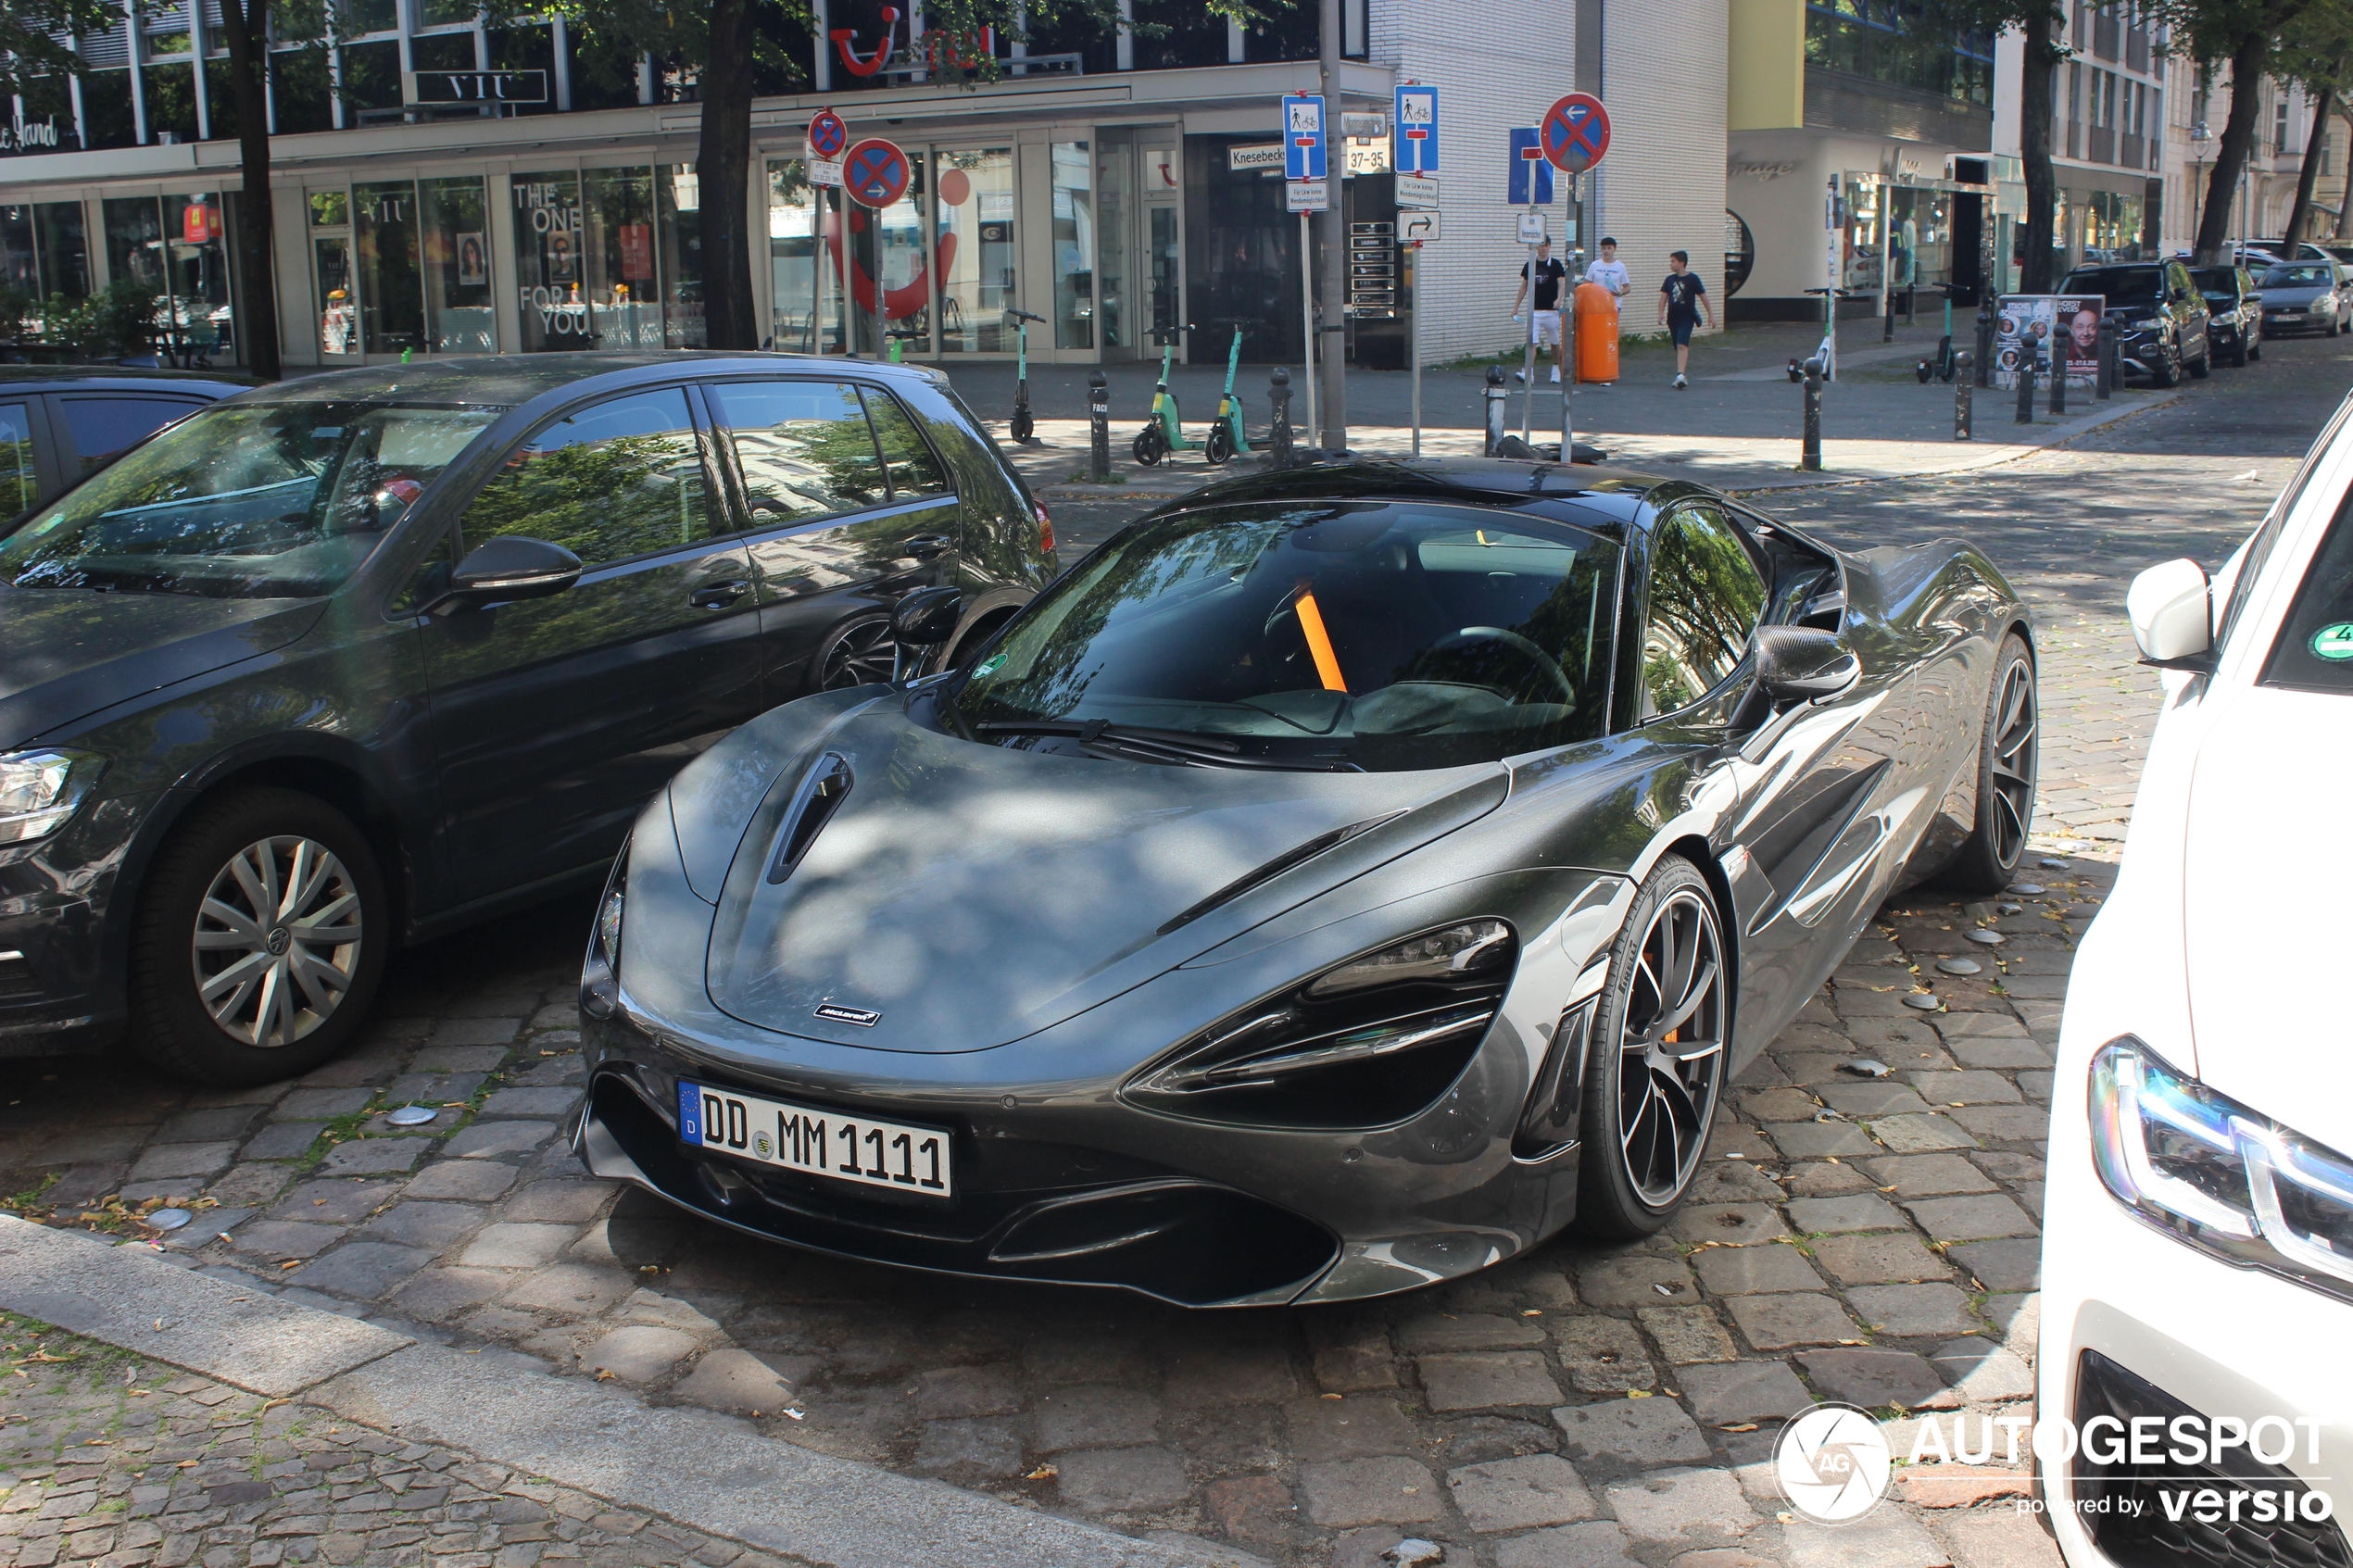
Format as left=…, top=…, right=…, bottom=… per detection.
left=2191, top=267, right=2238, bottom=297
left=0, top=400, right=499, bottom=599
left=2063, top=267, right=2160, bottom=299
left=2262, top=264, right=2334, bottom=287
left=951, top=500, right=1622, bottom=771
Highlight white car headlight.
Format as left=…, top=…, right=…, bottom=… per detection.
left=2090, top=1038, right=2353, bottom=1304
left=0, top=748, right=105, bottom=846
left=581, top=849, right=626, bottom=1018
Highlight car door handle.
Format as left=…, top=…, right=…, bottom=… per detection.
left=902, top=533, right=952, bottom=560
left=688, top=579, right=751, bottom=610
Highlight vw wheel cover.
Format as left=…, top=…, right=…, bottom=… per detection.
left=192, top=835, right=364, bottom=1047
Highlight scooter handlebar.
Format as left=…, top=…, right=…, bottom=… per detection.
left=1004, top=309, right=1046, bottom=324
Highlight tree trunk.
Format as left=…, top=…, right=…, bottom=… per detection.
left=696, top=0, right=759, bottom=350
left=2196, top=30, right=2273, bottom=262
left=2020, top=10, right=2058, bottom=292
left=2339, top=107, right=2353, bottom=236
left=2285, top=87, right=2334, bottom=246
left=214, top=0, right=281, bottom=380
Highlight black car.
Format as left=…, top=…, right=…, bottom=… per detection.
left=2192, top=263, right=2264, bottom=366
left=0, top=353, right=1053, bottom=1085
left=1, top=366, right=258, bottom=516
left=2059, top=260, right=2211, bottom=385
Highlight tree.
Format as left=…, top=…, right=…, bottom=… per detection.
left=2269, top=5, right=2353, bottom=242
left=1918, top=3, right=2067, bottom=290
left=2157, top=0, right=2336, bottom=261
left=0, top=0, right=120, bottom=111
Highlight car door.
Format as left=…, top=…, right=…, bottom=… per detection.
left=412, top=383, right=762, bottom=910
left=2168, top=262, right=2208, bottom=345
left=46, top=392, right=208, bottom=479
left=703, top=379, right=960, bottom=704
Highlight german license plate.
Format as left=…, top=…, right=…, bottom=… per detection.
left=677, top=1080, right=951, bottom=1198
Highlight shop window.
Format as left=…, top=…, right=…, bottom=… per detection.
left=485, top=25, right=557, bottom=115
left=162, top=195, right=232, bottom=358
left=1095, top=144, right=1129, bottom=351
left=1052, top=142, right=1093, bottom=350
left=355, top=180, right=425, bottom=354
left=935, top=148, right=1015, bottom=352
left=585, top=167, right=662, bottom=349
left=511, top=170, right=593, bottom=350
left=421, top=176, right=495, bottom=352
left=142, top=60, right=200, bottom=143
left=38, top=204, right=92, bottom=300
left=657, top=166, right=705, bottom=349
left=271, top=48, right=333, bottom=134
left=1, top=208, right=35, bottom=297
left=104, top=196, right=168, bottom=299
left=80, top=70, right=138, bottom=151
left=340, top=40, right=403, bottom=118
left=765, top=161, right=834, bottom=352
left=346, top=0, right=397, bottom=33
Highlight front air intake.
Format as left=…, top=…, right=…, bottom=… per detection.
left=767, top=753, right=852, bottom=883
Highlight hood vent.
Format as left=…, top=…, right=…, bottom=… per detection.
left=767, top=753, right=853, bottom=884
left=1156, top=813, right=1403, bottom=935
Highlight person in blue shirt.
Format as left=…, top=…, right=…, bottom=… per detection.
left=1656, top=250, right=1716, bottom=389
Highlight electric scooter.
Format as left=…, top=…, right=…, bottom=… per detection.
left=1202, top=319, right=1253, bottom=466
left=1132, top=325, right=1194, bottom=466
left=1913, top=284, right=1960, bottom=383
left=1006, top=308, right=1044, bottom=443
left=1788, top=287, right=1854, bottom=382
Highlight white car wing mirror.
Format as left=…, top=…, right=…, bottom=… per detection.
left=2127, top=558, right=2215, bottom=671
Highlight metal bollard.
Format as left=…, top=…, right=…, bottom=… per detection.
left=1483, top=364, right=1509, bottom=456
left=1800, top=357, right=1824, bottom=472
left=2096, top=316, right=2117, bottom=401
left=1088, top=370, right=1111, bottom=482
left=1975, top=302, right=1995, bottom=387
left=2015, top=348, right=2036, bottom=424
left=1954, top=351, right=1974, bottom=440
left=1883, top=291, right=1895, bottom=344
left=1268, top=367, right=1294, bottom=470
left=2049, top=343, right=2067, bottom=415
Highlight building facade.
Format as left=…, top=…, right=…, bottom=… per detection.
left=1989, top=0, right=2165, bottom=288
left=2158, top=64, right=2348, bottom=254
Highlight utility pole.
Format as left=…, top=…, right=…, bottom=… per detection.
left=1318, top=0, right=1346, bottom=453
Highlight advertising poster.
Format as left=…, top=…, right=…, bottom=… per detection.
left=1995, top=294, right=2102, bottom=389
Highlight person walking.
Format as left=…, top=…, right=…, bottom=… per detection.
left=1585, top=237, right=1630, bottom=311
left=1509, top=239, right=1570, bottom=384
left=1657, top=249, right=1715, bottom=389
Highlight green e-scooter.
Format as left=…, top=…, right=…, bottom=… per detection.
left=1006, top=308, right=1044, bottom=443
left=1202, top=319, right=1252, bottom=466
left=1132, top=324, right=1192, bottom=466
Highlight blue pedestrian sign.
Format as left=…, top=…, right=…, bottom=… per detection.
left=1394, top=84, right=1438, bottom=174
left=1283, top=94, right=1327, bottom=181
left=1507, top=128, right=1554, bottom=206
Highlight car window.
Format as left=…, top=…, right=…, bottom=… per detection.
left=1641, top=502, right=1768, bottom=720
left=2062, top=267, right=2159, bottom=299
left=2262, top=264, right=2334, bottom=287
left=2261, top=488, right=2353, bottom=693
left=460, top=387, right=715, bottom=569
left=707, top=381, right=887, bottom=528
left=860, top=388, right=950, bottom=499
left=56, top=395, right=206, bottom=472
left=0, top=404, right=33, bottom=519
left=2220, top=397, right=2353, bottom=657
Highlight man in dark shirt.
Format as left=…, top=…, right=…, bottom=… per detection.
left=1510, top=239, right=1571, bottom=384
left=1656, top=249, right=1716, bottom=388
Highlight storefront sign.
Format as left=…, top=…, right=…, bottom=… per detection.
left=1, top=113, right=69, bottom=156
left=1396, top=173, right=1440, bottom=209
left=407, top=69, right=547, bottom=104
left=182, top=200, right=222, bottom=244
left=1228, top=143, right=1284, bottom=173
left=1287, top=180, right=1328, bottom=214
left=1994, top=295, right=2102, bottom=389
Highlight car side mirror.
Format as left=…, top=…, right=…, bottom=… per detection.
left=890, top=584, right=966, bottom=647
left=431, top=535, right=583, bottom=614
left=1754, top=625, right=1859, bottom=704
left=2127, top=558, right=2214, bottom=670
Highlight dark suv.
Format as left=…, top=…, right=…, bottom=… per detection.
left=2059, top=260, right=2212, bottom=386
left=0, top=354, right=1053, bottom=1084
left=2191, top=264, right=2263, bottom=367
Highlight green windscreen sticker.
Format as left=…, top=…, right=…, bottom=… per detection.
left=2313, top=622, right=2353, bottom=660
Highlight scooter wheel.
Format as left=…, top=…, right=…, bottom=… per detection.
left=1132, top=427, right=1164, bottom=466
left=1011, top=409, right=1034, bottom=443
left=1786, top=361, right=1803, bottom=383
left=1916, top=361, right=1931, bottom=383
left=1204, top=424, right=1233, bottom=466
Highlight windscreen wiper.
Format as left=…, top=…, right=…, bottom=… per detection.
left=972, top=719, right=1357, bottom=771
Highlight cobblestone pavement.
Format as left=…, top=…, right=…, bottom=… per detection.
left=5, top=340, right=2346, bottom=1567
left=0, top=1313, right=793, bottom=1567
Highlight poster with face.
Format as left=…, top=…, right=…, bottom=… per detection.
left=458, top=232, right=486, bottom=286
left=1994, top=295, right=2102, bottom=389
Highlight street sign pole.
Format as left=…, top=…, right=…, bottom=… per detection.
left=1523, top=206, right=1540, bottom=442
left=1302, top=209, right=1318, bottom=449
left=1563, top=170, right=1579, bottom=461
left=1411, top=239, right=1422, bottom=458
left=817, top=186, right=831, bottom=353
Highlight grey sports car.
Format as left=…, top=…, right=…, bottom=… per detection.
left=574, top=459, right=2038, bottom=1306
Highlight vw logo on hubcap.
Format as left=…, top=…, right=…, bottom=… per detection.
left=265, top=926, right=292, bottom=956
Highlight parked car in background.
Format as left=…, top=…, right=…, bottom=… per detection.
left=0, top=353, right=1053, bottom=1085
left=2039, top=391, right=2353, bottom=1567
left=2192, top=264, right=2264, bottom=366
left=2258, top=260, right=2350, bottom=336
left=2062, top=260, right=2212, bottom=385
left=0, top=367, right=256, bottom=517
left=2314, top=243, right=2353, bottom=269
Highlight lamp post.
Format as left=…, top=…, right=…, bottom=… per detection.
left=2190, top=119, right=2211, bottom=257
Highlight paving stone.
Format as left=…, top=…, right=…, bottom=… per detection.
left=286, top=1241, right=434, bottom=1299
left=1493, top=1520, right=1645, bottom=1568
left=1949, top=1239, right=2043, bottom=1293
left=1929, top=1339, right=2036, bottom=1403
left=1869, top=1114, right=1978, bottom=1153
left=1694, top=1244, right=1822, bottom=1296
left=478, top=1088, right=585, bottom=1120
left=409, top=1045, right=514, bottom=1073
left=1980, top=1292, right=2039, bottom=1357
left=1794, top=1348, right=1947, bottom=1410
left=1676, top=1361, right=1815, bottom=1426
left=914, top=1365, right=1019, bottom=1420
left=1447, top=1454, right=1595, bottom=1532
left=229, top=1220, right=343, bottom=1259
left=1786, top=1194, right=1906, bottom=1234
left=1308, top=1331, right=1402, bottom=1393
left=268, top=1178, right=401, bottom=1224
left=1032, top=1386, right=1161, bottom=1452
left=1283, top=1396, right=1416, bottom=1461
left=1816, top=1084, right=1935, bottom=1119
left=1950, top=1105, right=2053, bottom=1141
left=1810, top=1233, right=1955, bottom=1286
left=127, top=1142, right=239, bottom=1182
left=1417, top=1352, right=1564, bottom=1411
left=1637, top=1305, right=1737, bottom=1365
left=1970, top=1152, right=2046, bottom=1184
left=458, top=1223, right=577, bottom=1268
left=1574, top=1255, right=1700, bottom=1308
left=581, top=1325, right=697, bottom=1383
left=1553, top=1316, right=1655, bottom=1393
left=1724, top=1293, right=1861, bottom=1351
left=318, top=1139, right=430, bottom=1176
left=1329, top=1526, right=1408, bottom=1568
left=426, top=1018, right=522, bottom=1048
left=273, top=1087, right=376, bottom=1121
left=443, top=1122, right=557, bottom=1160
left=1398, top=1311, right=1547, bottom=1352
left=240, top=1123, right=324, bottom=1160
left=1943, top=1036, right=2056, bottom=1071
left=202, top=1162, right=295, bottom=1208
left=1903, top=1070, right=2022, bottom=1105
left=352, top=1200, right=482, bottom=1249
left=1552, top=1397, right=1713, bottom=1472
left=1667, top=1204, right=1791, bottom=1248
left=1298, top=1457, right=1443, bottom=1528
left=1201, top=1474, right=1298, bottom=1549
left=1602, top=1467, right=1760, bottom=1548
left=1845, top=1284, right=1980, bottom=1337
left=670, top=1349, right=798, bottom=1416
left=1690, top=1161, right=1789, bottom=1203
left=1933, top=1499, right=2067, bottom=1567
left=1052, top=1446, right=1191, bottom=1514
left=1742, top=1087, right=1825, bottom=1123
left=1783, top=1160, right=1873, bottom=1197
left=157, top=1105, right=268, bottom=1143
left=497, top=1263, right=633, bottom=1316
left=1863, top=1154, right=1998, bottom=1196
left=497, top=1181, right=610, bottom=1223
left=386, top=1267, right=509, bottom=1323
left=911, top=1416, right=1025, bottom=1481
left=1164, top=1340, right=1298, bottom=1407
left=1763, top=1122, right=1881, bottom=1159
left=404, top=1161, right=521, bottom=1202
left=1905, top=1195, right=2038, bottom=1243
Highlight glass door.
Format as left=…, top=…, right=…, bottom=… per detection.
left=935, top=148, right=1015, bottom=353
left=309, top=190, right=359, bottom=359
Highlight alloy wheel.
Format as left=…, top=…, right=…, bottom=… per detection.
left=190, top=835, right=364, bottom=1048
left=1616, top=886, right=1728, bottom=1208
left=820, top=617, right=900, bottom=689
left=1987, top=659, right=2039, bottom=866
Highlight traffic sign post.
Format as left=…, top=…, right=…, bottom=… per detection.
left=1540, top=93, right=1610, bottom=173
left=1509, top=129, right=1553, bottom=441
left=806, top=111, right=848, bottom=356
left=1394, top=83, right=1438, bottom=174
left=842, top=138, right=910, bottom=358
left=1283, top=93, right=1328, bottom=448
left=1537, top=95, right=1609, bottom=461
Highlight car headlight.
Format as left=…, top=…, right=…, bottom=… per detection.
left=1125, top=920, right=1518, bottom=1130
left=0, top=748, right=105, bottom=846
left=581, top=849, right=626, bottom=1019
left=2090, top=1038, right=2353, bottom=1305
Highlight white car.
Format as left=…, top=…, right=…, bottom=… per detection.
left=2039, top=395, right=2353, bottom=1566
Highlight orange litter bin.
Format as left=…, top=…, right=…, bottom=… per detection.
left=1574, top=280, right=1619, bottom=384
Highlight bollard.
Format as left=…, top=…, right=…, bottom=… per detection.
left=1088, top=370, right=1111, bottom=482
left=2096, top=316, right=2117, bottom=401
left=1954, top=351, right=1974, bottom=441
left=1483, top=364, right=1509, bottom=456
left=2049, top=341, right=2067, bottom=416
left=1975, top=302, right=1995, bottom=387
left=1883, top=290, right=1895, bottom=344
left=1800, top=357, right=1824, bottom=472
left=2014, top=346, right=2036, bottom=424
left=1268, top=366, right=1295, bottom=470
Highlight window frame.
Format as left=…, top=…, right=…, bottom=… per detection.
left=1633, top=497, right=1774, bottom=727
left=698, top=375, right=957, bottom=538
left=48, top=392, right=208, bottom=474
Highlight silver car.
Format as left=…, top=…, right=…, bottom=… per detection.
left=2259, top=260, right=2348, bottom=335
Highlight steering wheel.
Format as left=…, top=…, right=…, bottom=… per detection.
left=1428, top=627, right=1576, bottom=706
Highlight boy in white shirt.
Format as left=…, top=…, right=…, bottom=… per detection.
left=1585, top=237, right=1630, bottom=311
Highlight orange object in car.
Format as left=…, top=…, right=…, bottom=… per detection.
left=1574, top=280, right=1619, bottom=384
